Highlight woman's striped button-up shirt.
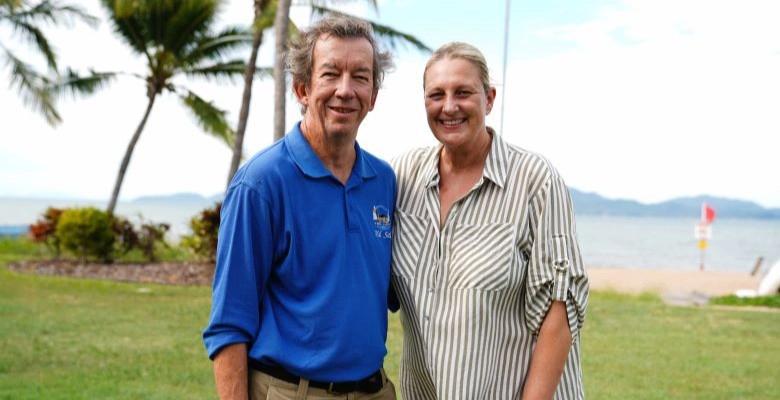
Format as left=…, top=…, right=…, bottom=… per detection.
left=390, top=131, right=589, bottom=400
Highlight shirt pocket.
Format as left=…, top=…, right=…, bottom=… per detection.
left=448, top=222, right=515, bottom=291
left=391, top=209, right=429, bottom=280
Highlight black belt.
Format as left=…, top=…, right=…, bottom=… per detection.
left=249, top=360, right=383, bottom=394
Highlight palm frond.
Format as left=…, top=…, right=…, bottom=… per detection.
left=99, top=0, right=153, bottom=58
left=181, top=26, right=253, bottom=68
left=7, top=19, right=58, bottom=69
left=309, top=6, right=431, bottom=53
left=252, top=1, right=275, bottom=32
left=3, top=48, right=60, bottom=125
left=367, top=19, right=431, bottom=53
left=178, top=89, right=235, bottom=146
left=308, top=0, right=378, bottom=14
left=184, top=59, right=270, bottom=83
left=49, top=68, right=117, bottom=99
left=8, top=0, right=98, bottom=27
left=163, top=0, right=221, bottom=57
left=0, top=0, right=23, bottom=11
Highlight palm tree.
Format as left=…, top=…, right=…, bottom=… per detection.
left=225, top=0, right=431, bottom=187
left=0, top=0, right=97, bottom=125
left=54, top=0, right=264, bottom=215
left=226, top=0, right=273, bottom=189
left=272, top=0, right=292, bottom=142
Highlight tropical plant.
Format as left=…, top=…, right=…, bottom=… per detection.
left=50, top=0, right=267, bottom=215
left=224, top=0, right=431, bottom=187
left=180, top=202, right=221, bottom=263
left=28, top=206, right=64, bottom=258
left=56, top=206, right=115, bottom=263
left=135, top=219, right=170, bottom=262
left=0, top=0, right=97, bottom=124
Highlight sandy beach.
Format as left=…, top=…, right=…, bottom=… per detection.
left=586, top=267, right=762, bottom=297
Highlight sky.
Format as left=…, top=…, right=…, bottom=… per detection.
left=2, top=0, right=780, bottom=208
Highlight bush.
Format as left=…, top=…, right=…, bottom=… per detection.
left=137, top=220, right=170, bottom=262
left=113, top=216, right=140, bottom=256
left=28, top=207, right=64, bottom=258
left=56, top=207, right=115, bottom=263
left=181, top=202, right=221, bottom=263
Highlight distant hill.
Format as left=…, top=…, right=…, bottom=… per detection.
left=3, top=191, right=779, bottom=227
left=132, top=192, right=219, bottom=204
left=570, top=189, right=780, bottom=219
left=131, top=190, right=780, bottom=219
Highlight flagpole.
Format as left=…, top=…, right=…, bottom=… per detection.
left=499, top=0, right=511, bottom=135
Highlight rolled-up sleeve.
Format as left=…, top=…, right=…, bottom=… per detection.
left=524, top=171, right=589, bottom=340
left=202, top=182, right=273, bottom=359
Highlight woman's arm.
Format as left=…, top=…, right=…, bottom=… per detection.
left=522, top=300, right=572, bottom=400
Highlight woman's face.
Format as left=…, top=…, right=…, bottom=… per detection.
left=423, top=57, right=495, bottom=151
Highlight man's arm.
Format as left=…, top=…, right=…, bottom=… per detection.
left=522, top=300, right=572, bottom=400
left=213, top=343, right=248, bottom=400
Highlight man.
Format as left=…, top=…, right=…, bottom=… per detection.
left=203, top=16, right=396, bottom=400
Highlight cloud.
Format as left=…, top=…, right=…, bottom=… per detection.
left=496, top=0, right=780, bottom=206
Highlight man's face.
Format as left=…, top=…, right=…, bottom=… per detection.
left=295, top=36, right=377, bottom=142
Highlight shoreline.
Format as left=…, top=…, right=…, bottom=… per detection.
left=586, top=266, right=762, bottom=296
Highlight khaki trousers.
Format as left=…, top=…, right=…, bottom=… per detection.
left=249, top=369, right=397, bottom=400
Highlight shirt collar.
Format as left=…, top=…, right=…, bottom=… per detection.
left=422, top=127, right=509, bottom=190
left=285, top=122, right=377, bottom=180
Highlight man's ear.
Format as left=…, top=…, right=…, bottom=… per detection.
left=369, top=91, right=378, bottom=111
left=293, top=81, right=309, bottom=108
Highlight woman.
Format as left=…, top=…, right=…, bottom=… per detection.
left=391, top=42, right=589, bottom=400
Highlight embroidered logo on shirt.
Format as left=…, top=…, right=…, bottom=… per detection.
left=372, top=205, right=392, bottom=238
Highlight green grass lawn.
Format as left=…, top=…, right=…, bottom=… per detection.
left=1, top=252, right=778, bottom=398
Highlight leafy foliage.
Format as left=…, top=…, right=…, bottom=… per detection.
left=180, top=202, right=221, bottom=262
left=83, top=0, right=254, bottom=214
left=28, top=207, right=178, bottom=263
left=0, top=0, right=97, bottom=124
left=136, top=220, right=170, bottom=262
left=27, top=206, right=63, bottom=258
left=112, top=215, right=140, bottom=256
left=56, top=207, right=115, bottom=263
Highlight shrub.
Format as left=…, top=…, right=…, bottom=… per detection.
left=113, top=216, right=140, bottom=256
left=56, top=207, right=115, bottom=263
left=28, top=207, right=64, bottom=258
left=137, top=220, right=170, bottom=262
left=181, top=202, right=221, bottom=263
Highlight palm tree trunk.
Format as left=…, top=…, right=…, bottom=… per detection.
left=272, top=0, right=292, bottom=141
left=107, top=93, right=156, bottom=216
left=226, top=0, right=267, bottom=189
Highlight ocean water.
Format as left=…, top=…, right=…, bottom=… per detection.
left=576, top=215, right=780, bottom=273
left=1, top=198, right=779, bottom=273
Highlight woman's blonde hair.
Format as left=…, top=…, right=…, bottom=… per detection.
left=423, top=42, right=491, bottom=94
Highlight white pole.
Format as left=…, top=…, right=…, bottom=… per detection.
left=500, top=0, right=511, bottom=135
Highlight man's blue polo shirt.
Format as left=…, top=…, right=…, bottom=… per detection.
left=203, top=123, right=395, bottom=382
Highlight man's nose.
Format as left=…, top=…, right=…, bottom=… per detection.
left=335, top=74, right=355, bottom=98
